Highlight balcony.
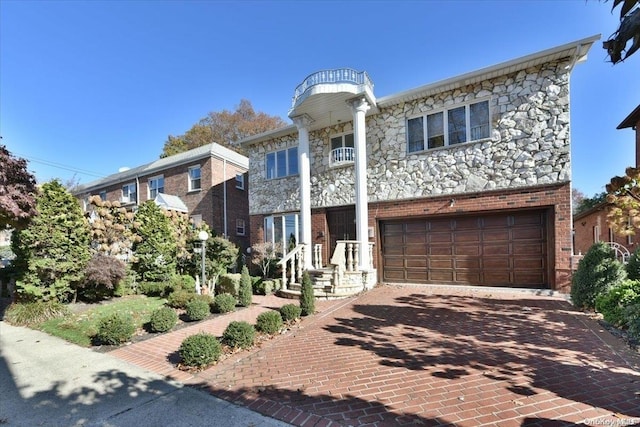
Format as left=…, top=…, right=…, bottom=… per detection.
left=330, top=147, right=355, bottom=166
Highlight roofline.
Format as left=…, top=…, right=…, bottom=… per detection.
left=377, top=34, right=600, bottom=108
left=75, top=142, right=248, bottom=194
left=239, top=124, right=298, bottom=147
left=617, top=104, right=640, bottom=129
left=573, top=201, right=610, bottom=221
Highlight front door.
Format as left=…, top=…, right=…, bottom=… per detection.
left=327, top=207, right=356, bottom=257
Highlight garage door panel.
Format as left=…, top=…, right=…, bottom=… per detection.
left=381, top=210, right=547, bottom=288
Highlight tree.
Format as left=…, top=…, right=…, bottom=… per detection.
left=603, top=0, right=640, bottom=63
left=205, top=236, right=238, bottom=294
left=160, top=99, right=287, bottom=157
left=0, top=145, right=38, bottom=230
left=88, top=196, right=138, bottom=260
left=574, top=191, right=608, bottom=215
left=238, top=265, right=252, bottom=307
left=605, top=166, right=640, bottom=236
left=300, top=271, right=315, bottom=316
left=11, top=180, right=91, bottom=302
left=131, top=201, right=177, bottom=282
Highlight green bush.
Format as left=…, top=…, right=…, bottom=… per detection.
left=167, top=289, right=196, bottom=309
left=179, top=333, right=222, bottom=367
left=185, top=298, right=211, bottom=321
left=169, top=274, right=196, bottom=292
left=300, top=271, right=315, bottom=316
left=95, top=312, right=135, bottom=345
left=571, top=242, right=627, bottom=310
left=238, top=266, right=253, bottom=307
left=627, top=247, right=640, bottom=280
left=595, top=280, right=640, bottom=327
left=213, top=293, right=236, bottom=313
left=272, top=278, right=282, bottom=292
left=279, top=303, right=302, bottom=322
left=222, top=321, right=255, bottom=349
left=138, top=281, right=173, bottom=297
left=149, top=306, right=178, bottom=332
left=251, top=276, right=262, bottom=293
left=625, top=304, right=640, bottom=342
left=255, top=280, right=274, bottom=296
left=4, top=301, right=70, bottom=326
left=216, top=273, right=241, bottom=297
left=255, top=310, right=283, bottom=335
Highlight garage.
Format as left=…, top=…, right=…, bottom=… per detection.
left=380, top=210, right=549, bottom=288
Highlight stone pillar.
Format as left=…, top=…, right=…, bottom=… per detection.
left=349, top=97, right=371, bottom=270
left=292, top=114, right=314, bottom=269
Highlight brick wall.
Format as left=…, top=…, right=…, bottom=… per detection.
left=573, top=205, right=635, bottom=258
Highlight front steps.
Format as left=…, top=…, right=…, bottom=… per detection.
left=277, top=268, right=368, bottom=300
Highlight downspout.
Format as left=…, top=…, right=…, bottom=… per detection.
left=135, top=176, right=140, bottom=205
left=223, top=158, right=228, bottom=238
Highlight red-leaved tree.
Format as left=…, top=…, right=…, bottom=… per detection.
left=0, top=145, right=38, bottom=229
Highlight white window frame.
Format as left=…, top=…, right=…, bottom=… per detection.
left=121, top=182, right=136, bottom=204
left=266, top=147, right=298, bottom=179
left=407, top=99, right=491, bottom=153
left=236, top=173, right=245, bottom=190
left=188, top=165, right=201, bottom=191
left=329, top=132, right=355, bottom=166
left=593, top=225, right=600, bottom=244
left=236, top=218, right=246, bottom=236
left=99, top=190, right=107, bottom=201
left=263, top=213, right=299, bottom=255
left=148, top=175, right=164, bottom=199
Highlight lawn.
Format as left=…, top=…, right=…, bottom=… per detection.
left=37, top=295, right=166, bottom=347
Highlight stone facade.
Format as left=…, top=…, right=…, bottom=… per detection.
left=249, top=60, right=571, bottom=215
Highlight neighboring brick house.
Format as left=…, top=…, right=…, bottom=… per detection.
left=75, top=143, right=250, bottom=250
left=573, top=103, right=640, bottom=261
left=240, top=35, right=599, bottom=296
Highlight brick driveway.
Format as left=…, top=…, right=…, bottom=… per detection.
left=111, top=285, right=640, bottom=426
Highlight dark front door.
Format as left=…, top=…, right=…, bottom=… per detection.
left=328, top=207, right=356, bottom=257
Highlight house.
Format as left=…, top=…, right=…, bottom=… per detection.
left=573, top=103, right=640, bottom=262
left=241, top=35, right=599, bottom=296
left=75, top=143, right=250, bottom=250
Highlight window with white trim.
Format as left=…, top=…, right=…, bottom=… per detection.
left=330, top=133, right=354, bottom=165
left=148, top=176, right=164, bottom=199
left=236, top=173, right=245, bottom=190
left=188, top=166, right=201, bottom=191
left=266, top=147, right=298, bottom=179
left=99, top=191, right=107, bottom=201
left=236, top=218, right=246, bottom=236
left=190, top=214, right=202, bottom=227
left=264, top=213, right=299, bottom=254
left=407, top=100, right=490, bottom=152
left=121, top=183, right=136, bottom=204
left=593, top=225, right=600, bottom=243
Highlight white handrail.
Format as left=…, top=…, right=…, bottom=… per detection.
left=277, top=244, right=305, bottom=289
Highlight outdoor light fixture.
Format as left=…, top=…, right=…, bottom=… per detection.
left=198, top=230, right=209, bottom=291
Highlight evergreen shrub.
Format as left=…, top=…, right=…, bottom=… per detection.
left=185, top=298, right=210, bottom=321
left=255, top=310, right=283, bottom=335
left=214, top=293, right=236, bottom=313
left=149, top=306, right=178, bottom=332
left=222, top=321, right=255, bottom=349
left=179, top=333, right=221, bottom=367
left=571, top=242, right=626, bottom=309
left=299, top=271, right=315, bottom=316
left=238, top=266, right=252, bottom=307
left=95, top=312, right=135, bottom=345
left=279, top=303, right=302, bottom=322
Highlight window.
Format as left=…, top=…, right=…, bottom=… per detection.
left=236, top=173, right=245, bottom=190
left=190, top=214, right=202, bottom=227
left=593, top=225, right=600, bottom=243
left=264, top=213, right=299, bottom=254
left=407, top=100, right=490, bottom=152
left=188, top=166, right=201, bottom=191
left=236, top=219, right=246, bottom=236
left=330, top=133, right=354, bottom=165
left=121, top=183, right=136, bottom=204
left=99, top=191, right=107, bottom=201
left=148, top=176, right=164, bottom=199
left=266, top=147, right=298, bottom=179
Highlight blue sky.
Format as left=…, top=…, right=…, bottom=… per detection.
left=1, top=0, right=638, bottom=197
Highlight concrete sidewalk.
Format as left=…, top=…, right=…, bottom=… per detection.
left=0, top=321, right=290, bottom=427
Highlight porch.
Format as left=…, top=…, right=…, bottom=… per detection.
left=277, top=241, right=377, bottom=299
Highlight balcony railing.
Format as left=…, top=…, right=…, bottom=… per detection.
left=291, top=68, right=373, bottom=110
left=330, top=147, right=355, bottom=166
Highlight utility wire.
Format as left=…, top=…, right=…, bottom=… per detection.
left=14, top=152, right=107, bottom=178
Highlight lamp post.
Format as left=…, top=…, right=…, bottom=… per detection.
left=198, top=230, right=209, bottom=292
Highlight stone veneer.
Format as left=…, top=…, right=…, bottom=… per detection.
left=249, top=59, right=572, bottom=215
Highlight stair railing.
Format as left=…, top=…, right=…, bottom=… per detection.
left=276, top=244, right=305, bottom=290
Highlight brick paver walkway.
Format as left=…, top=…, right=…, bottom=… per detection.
left=110, top=286, right=640, bottom=426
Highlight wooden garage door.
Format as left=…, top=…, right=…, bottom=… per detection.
left=381, top=210, right=548, bottom=288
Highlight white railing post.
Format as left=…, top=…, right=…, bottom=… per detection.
left=297, top=249, right=304, bottom=282
left=281, top=262, right=288, bottom=290
left=368, top=243, right=374, bottom=269
left=354, top=244, right=360, bottom=272
left=347, top=243, right=354, bottom=272
left=314, top=244, right=323, bottom=269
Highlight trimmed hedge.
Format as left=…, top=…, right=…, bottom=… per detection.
left=238, top=266, right=252, bottom=307
left=185, top=298, right=210, bottom=321
left=300, top=271, right=315, bottom=316
left=149, top=306, right=178, bottom=332
left=222, top=321, right=255, bottom=349
left=256, top=311, right=283, bottom=335
left=279, top=304, right=302, bottom=322
left=214, top=293, right=236, bottom=314
left=179, top=333, right=222, bottom=367
left=216, top=273, right=241, bottom=297
left=167, top=289, right=196, bottom=309
left=95, top=312, right=135, bottom=345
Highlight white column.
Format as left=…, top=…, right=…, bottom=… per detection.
left=349, top=97, right=371, bottom=270
left=292, top=114, right=314, bottom=269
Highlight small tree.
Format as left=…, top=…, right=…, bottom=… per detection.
left=251, top=241, right=281, bottom=278
left=206, top=236, right=238, bottom=294
left=0, top=145, right=38, bottom=230
left=79, top=253, right=127, bottom=301
left=299, top=271, right=315, bottom=316
left=238, top=265, right=252, bottom=307
left=131, top=201, right=177, bottom=282
left=12, top=180, right=91, bottom=302
left=571, top=242, right=627, bottom=310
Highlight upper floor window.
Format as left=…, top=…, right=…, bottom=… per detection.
left=99, top=190, right=107, bottom=201
left=189, top=166, right=201, bottom=191
left=121, top=183, right=136, bottom=204
left=148, top=175, right=164, bottom=199
left=236, top=173, right=245, bottom=190
left=266, top=147, right=298, bottom=179
left=407, top=100, right=490, bottom=153
left=330, top=133, right=354, bottom=165
left=236, top=218, right=246, bottom=236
